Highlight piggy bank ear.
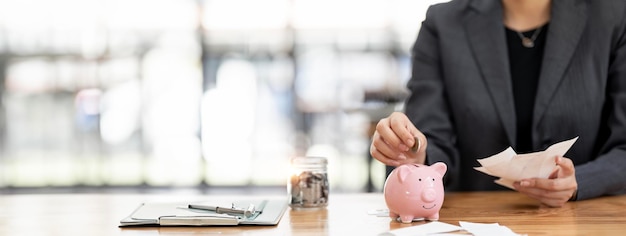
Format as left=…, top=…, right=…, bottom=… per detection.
left=431, top=162, right=447, bottom=176
left=396, top=165, right=414, bottom=183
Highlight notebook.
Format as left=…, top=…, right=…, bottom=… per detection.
left=119, top=197, right=288, bottom=227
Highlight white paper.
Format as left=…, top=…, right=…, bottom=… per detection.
left=368, top=209, right=390, bottom=217
left=474, top=137, right=578, bottom=189
left=459, top=221, right=525, bottom=236
left=379, top=221, right=526, bottom=236
left=131, top=202, right=237, bottom=220
left=380, top=221, right=463, bottom=236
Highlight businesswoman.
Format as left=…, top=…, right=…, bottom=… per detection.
left=370, top=0, right=626, bottom=207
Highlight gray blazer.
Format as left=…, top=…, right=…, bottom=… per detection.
left=407, top=0, right=626, bottom=200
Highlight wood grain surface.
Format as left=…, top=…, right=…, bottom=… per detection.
left=0, top=191, right=624, bottom=235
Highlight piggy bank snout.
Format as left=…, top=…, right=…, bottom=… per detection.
left=421, top=188, right=437, bottom=202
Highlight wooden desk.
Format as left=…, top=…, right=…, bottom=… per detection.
left=0, top=191, right=625, bottom=235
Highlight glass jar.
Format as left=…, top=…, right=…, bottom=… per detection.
left=288, top=156, right=329, bottom=209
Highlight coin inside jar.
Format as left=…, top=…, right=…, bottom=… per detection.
left=288, top=157, right=329, bottom=210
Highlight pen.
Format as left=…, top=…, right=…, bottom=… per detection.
left=188, top=203, right=256, bottom=218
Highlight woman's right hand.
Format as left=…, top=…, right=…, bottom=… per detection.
left=370, top=112, right=427, bottom=166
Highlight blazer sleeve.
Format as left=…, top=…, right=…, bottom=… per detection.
left=404, top=6, right=461, bottom=188
left=574, top=9, right=626, bottom=200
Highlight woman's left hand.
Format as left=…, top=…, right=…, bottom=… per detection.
left=513, top=156, right=578, bottom=207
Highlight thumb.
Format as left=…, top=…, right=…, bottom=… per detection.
left=548, top=166, right=559, bottom=179
left=556, top=156, right=575, bottom=178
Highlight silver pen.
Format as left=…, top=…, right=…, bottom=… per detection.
left=188, top=203, right=256, bottom=218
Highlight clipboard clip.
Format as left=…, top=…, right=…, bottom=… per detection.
left=188, top=203, right=257, bottom=219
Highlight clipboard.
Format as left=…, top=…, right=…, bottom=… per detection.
left=119, top=198, right=288, bottom=227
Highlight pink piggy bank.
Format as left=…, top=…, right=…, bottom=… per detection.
left=383, top=162, right=447, bottom=223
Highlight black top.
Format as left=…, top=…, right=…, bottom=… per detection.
left=505, top=24, right=549, bottom=153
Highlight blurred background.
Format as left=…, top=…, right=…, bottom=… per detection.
left=0, top=0, right=448, bottom=194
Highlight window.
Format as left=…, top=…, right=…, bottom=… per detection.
left=0, top=0, right=449, bottom=192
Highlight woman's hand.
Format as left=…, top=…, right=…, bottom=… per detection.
left=369, top=112, right=427, bottom=166
left=513, top=156, right=578, bottom=207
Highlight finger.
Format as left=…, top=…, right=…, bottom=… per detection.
left=525, top=192, right=569, bottom=207
left=370, top=132, right=405, bottom=161
left=540, top=199, right=568, bottom=208
left=556, top=156, right=575, bottom=178
left=519, top=188, right=567, bottom=203
left=518, top=176, right=577, bottom=194
left=548, top=166, right=560, bottom=179
left=526, top=178, right=564, bottom=191
left=521, top=158, right=577, bottom=191
left=514, top=183, right=572, bottom=207
left=388, top=113, right=418, bottom=149
left=376, top=119, right=409, bottom=152
left=370, top=144, right=401, bottom=166
left=515, top=184, right=572, bottom=201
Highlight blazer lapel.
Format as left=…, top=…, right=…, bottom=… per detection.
left=533, top=1, right=588, bottom=128
left=464, top=0, right=517, bottom=145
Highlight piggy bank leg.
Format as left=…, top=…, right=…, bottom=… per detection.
left=399, top=215, right=414, bottom=223
left=389, top=212, right=399, bottom=221
left=426, top=213, right=439, bottom=221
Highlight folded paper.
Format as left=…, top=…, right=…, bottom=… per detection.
left=474, top=137, right=578, bottom=189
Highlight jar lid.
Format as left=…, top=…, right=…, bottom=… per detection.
left=291, top=156, right=327, bottom=166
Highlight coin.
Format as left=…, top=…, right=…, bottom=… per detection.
left=411, top=136, right=421, bottom=153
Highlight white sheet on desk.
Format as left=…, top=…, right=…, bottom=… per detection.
left=380, top=221, right=526, bottom=236
left=459, top=221, right=524, bottom=236
left=380, top=221, right=462, bottom=236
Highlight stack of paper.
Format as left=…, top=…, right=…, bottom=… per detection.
left=474, top=137, right=578, bottom=189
